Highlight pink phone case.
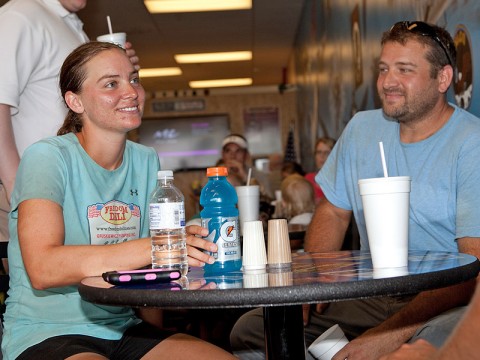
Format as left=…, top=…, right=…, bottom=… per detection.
left=102, top=268, right=181, bottom=285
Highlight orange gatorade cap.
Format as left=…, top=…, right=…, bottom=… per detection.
left=206, top=167, right=228, bottom=177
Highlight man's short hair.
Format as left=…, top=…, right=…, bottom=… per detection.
left=381, top=21, right=456, bottom=77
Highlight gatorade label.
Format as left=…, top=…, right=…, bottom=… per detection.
left=202, top=216, right=241, bottom=262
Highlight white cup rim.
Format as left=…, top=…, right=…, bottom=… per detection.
left=97, top=32, right=126, bottom=37
left=358, top=176, right=410, bottom=184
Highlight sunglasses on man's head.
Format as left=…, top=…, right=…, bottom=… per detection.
left=390, top=21, right=454, bottom=67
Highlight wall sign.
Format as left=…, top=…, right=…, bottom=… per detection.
left=151, top=99, right=205, bottom=113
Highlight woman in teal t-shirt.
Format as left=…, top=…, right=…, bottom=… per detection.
left=2, top=41, right=235, bottom=360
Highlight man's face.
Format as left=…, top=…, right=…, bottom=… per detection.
left=376, top=40, right=442, bottom=124
left=59, top=0, right=87, bottom=12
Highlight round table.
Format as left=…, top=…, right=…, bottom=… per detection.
left=79, top=250, right=480, bottom=359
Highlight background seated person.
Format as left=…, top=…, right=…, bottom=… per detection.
left=305, top=137, right=336, bottom=204
left=278, top=174, right=315, bottom=250
left=220, top=134, right=256, bottom=187
left=279, top=174, right=315, bottom=227
left=281, top=161, right=305, bottom=179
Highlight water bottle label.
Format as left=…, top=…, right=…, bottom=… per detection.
left=202, top=216, right=241, bottom=262
left=149, top=202, right=186, bottom=229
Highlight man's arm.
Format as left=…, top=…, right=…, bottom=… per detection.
left=332, top=237, right=479, bottom=360
left=302, top=197, right=352, bottom=324
left=419, top=275, right=480, bottom=360
left=380, top=275, right=480, bottom=360
left=0, top=104, right=20, bottom=201
left=304, top=197, right=352, bottom=252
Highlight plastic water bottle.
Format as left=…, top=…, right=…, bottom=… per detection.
left=149, top=170, right=188, bottom=276
left=200, top=167, right=242, bottom=274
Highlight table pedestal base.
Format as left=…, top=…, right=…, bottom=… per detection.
left=264, top=305, right=305, bottom=360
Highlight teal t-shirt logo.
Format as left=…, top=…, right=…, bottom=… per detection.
left=87, top=200, right=141, bottom=245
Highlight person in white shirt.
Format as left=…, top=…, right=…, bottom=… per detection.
left=0, top=0, right=139, bottom=243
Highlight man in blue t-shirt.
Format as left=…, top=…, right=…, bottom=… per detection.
left=230, top=21, right=480, bottom=360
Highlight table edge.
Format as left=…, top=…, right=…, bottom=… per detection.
left=79, top=257, right=480, bottom=309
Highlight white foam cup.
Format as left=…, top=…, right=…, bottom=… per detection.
left=96, top=32, right=127, bottom=48
left=358, top=176, right=411, bottom=268
left=307, top=324, right=349, bottom=360
left=236, top=185, right=260, bottom=235
left=373, top=266, right=409, bottom=279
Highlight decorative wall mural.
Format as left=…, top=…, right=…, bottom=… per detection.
left=351, top=5, right=363, bottom=89
left=453, top=25, right=473, bottom=109
left=292, top=0, right=480, bottom=168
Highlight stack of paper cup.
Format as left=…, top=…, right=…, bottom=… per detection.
left=373, top=266, right=409, bottom=279
left=242, top=220, right=267, bottom=271
left=267, top=219, right=292, bottom=269
left=307, top=324, right=349, bottom=360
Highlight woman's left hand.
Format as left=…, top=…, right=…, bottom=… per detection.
left=185, top=225, right=217, bottom=267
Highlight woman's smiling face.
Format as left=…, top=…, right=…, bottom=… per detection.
left=72, top=48, right=145, bottom=135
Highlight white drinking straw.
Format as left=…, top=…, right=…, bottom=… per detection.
left=379, top=141, right=389, bottom=177
left=107, top=15, right=113, bottom=35
left=246, top=167, right=252, bottom=186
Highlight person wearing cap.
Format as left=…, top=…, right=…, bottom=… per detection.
left=0, top=0, right=140, bottom=267
left=220, top=134, right=257, bottom=187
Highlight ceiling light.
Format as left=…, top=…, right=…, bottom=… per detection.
left=175, top=51, right=252, bottom=64
left=144, top=0, right=252, bottom=13
left=139, top=67, right=182, bottom=78
left=189, top=78, right=252, bottom=88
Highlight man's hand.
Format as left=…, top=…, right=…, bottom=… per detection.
left=124, top=41, right=140, bottom=71
left=332, top=330, right=406, bottom=360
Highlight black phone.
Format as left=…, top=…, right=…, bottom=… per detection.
left=102, top=268, right=182, bottom=285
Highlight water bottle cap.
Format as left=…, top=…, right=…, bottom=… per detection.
left=206, top=167, right=228, bottom=177
left=157, top=170, right=174, bottom=179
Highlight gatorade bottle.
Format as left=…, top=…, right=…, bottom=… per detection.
left=200, top=167, right=242, bottom=274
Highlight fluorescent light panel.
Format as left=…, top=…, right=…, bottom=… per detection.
left=139, top=67, right=182, bottom=77
left=175, top=51, right=252, bottom=63
left=145, top=0, right=252, bottom=13
left=189, top=78, right=252, bottom=88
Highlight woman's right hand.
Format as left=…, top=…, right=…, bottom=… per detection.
left=185, top=225, right=216, bottom=267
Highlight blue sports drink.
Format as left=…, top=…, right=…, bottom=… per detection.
left=200, top=167, right=242, bottom=274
